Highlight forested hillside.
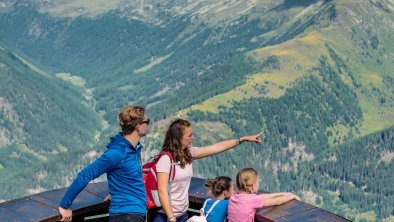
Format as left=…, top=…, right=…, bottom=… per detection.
left=0, top=0, right=393, bottom=221
left=188, top=57, right=393, bottom=220
left=292, top=126, right=394, bottom=220
left=0, top=44, right=103, bottom=200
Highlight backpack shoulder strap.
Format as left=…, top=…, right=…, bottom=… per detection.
left=156, top=151, right=176, bottom=200
left=202, top=198, right=210, bottom=210
left=201, top=198, right=210, bottom=215
left=159, top=151, right=176, bottom=181
left=205, top=200, right=220, bottom=218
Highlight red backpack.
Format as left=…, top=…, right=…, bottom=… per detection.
left=142, top=151, right=176, bottom=210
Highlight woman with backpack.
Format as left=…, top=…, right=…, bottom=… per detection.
left=150, top=119, right=263, bottom=222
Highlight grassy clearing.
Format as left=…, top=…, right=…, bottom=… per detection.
left=185, top=32, right=329, bottom=114
left=134, top=53, right=174, bottom=74
left=355, top=211, right=377, bottom=222
left=14, top=54, right=48, bottom=77
left=358, top=93, right=394, bottom=135
left=193, top=121, right=234, bottom=143
left=55, top=72, right=86, bottom=87
left=118, top=85, right=133, bottom=91
left=326, top=124, right=353, bottom=145
left=187, top=72, right=296, bottom=113
left=44, top=0, right=120, bottom=18
left=320, top=27, right=394, bottom=137
left=355, top=69, right=394, bottom=136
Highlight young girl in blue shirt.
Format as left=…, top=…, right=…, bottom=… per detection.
left=203, top=176, right=234, bottom=222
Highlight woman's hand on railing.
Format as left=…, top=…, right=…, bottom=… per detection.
left=58, top=206, right=72, bottom=221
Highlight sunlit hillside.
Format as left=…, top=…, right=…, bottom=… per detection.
left=187, top=0, right=394, bottom=142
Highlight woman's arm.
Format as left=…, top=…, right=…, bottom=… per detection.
left=157, top=172, right=176, bottom=221
left=261, top=193, right=300, bottom=207
left=193, top=132, right=263, bottom=159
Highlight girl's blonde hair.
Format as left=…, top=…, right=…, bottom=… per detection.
left=236, top=168, right=258, bottom=194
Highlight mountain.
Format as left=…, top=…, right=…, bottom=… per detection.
left=0, top=43, right=103, bottom=200
left=0, top=0, right=393, bottom=221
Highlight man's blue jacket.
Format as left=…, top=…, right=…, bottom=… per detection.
left=60, top=133, right=147, bottom=215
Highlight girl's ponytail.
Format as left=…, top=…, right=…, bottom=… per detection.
left=205, top=178, right=217, bottom=188
left=236, top=168, right=258, bottom=194
left=205, top=176, right=232, bottom=197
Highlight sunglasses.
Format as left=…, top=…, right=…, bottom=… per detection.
left=140, top=119, right=150, bottom=125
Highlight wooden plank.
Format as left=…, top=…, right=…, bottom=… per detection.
left=256, top=199, right=315, bottom=221
left=27, top=185, right=109, bottom=221
left=0, top=197, right=58, bottom=222
left=84, top=182, right=109, bottom=199
left=28, top=187, right=104, bottom=210
left=273, top=208, right=351, bottom=222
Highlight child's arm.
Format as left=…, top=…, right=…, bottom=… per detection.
left=260, top=193, right=300, bottom=207
left=258, top=192, right=292, bottom=199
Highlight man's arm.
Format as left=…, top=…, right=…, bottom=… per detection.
left=59, top=148, right=123, bottom=220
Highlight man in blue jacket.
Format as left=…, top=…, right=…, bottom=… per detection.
left=59, top=105, right=149, bottom=222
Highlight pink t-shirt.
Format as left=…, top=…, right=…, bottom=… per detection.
left=156, top=147, right=198, bottom=216
left=227, top=193, right=264, bottom=222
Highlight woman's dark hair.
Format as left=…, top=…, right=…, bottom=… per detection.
left=161, top=119, right=193, bottom=168
left=205, top=176, right=232, bottom=197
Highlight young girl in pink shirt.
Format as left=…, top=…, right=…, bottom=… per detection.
left=228, top=168, right=300, bottom=222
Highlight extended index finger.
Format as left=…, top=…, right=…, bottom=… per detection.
left=256, top=131, right=264, bottom=137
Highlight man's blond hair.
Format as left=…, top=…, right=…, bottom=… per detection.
left=118, top=106, right=145, bottom=134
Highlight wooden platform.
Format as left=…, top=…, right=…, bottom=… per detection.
left=0, top=177, right=351, bottom=222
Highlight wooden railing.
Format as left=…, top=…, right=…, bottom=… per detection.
left=0, top=177, right=350, bottom=222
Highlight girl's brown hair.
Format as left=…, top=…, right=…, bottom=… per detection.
left=236, top=168, right=258, bottom=194
left=161, top=119, right=193, bottom=168
left=205, top=176, right=232, bottom=197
